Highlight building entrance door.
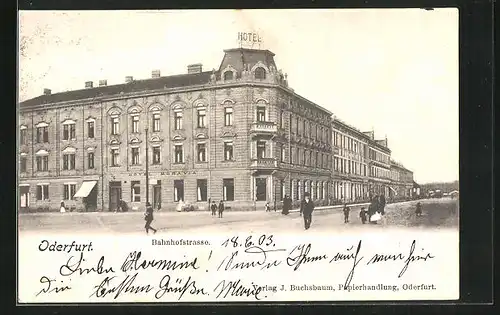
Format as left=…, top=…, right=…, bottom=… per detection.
left=86, top=184, right=98, bottom=212
left=20, top=186, right=30, bottom=209
left=256, top=178, right=267, bottom=201
left=109, top=182, right=122, bottom=212
left=153, top=181, right=161, bottom=210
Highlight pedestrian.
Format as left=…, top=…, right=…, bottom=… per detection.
left=218, top=200, right=225, bottom=218
left=301, top=192, right=315, bottom=230
left=360, top=207, right=367, bottom=224
left=60, top=201, right=66, bottom=213
left=210, top=201, right=217, bottom=216
left=343, top=204, right=350, bottom=223
left=282, top=195, right=291, bottom=215
left=118, top=199, right=128, bottom=212
left=368, top=195, right=380, bottom=224
left=379, top=194, right=386, bottom=215
left=415, top=202, right=422, bottom=217
left=144, top=202, right=157, bottom=234
left=265, top=202, right=271, bottom=212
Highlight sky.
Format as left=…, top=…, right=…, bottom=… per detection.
left=18, top=9, right=459, bottom=184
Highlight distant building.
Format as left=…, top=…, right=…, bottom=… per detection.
left=390, top=160, right=415, bottom=200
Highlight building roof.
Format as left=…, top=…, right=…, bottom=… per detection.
left=19, top=71, right=213, bottom=108
left=218, top=48, right=277, bottom=73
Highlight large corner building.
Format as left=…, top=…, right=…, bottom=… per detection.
left=18, top=47, right=415, bottom=212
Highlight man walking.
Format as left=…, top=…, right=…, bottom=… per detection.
left=218, top=200, right=225, bottom=218
left=282, top=195, right=291, bottom=215
left=301, top=192, right=314, bottom=230
left=144, top=202, right=157, bottom=234
left=343, top=204, right=350, bottom=223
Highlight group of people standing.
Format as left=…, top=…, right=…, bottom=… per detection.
left=210, top=200, right=225, bottom=218
left=342, top=194, right=386, bottom=225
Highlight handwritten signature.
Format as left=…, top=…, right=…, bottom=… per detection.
left=214, top=279, right=264, bottom=300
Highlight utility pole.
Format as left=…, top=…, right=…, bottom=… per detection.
left=145, top=127, right=149, bottom=205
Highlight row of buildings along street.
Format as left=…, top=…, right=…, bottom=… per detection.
left=18, top=47, right=419, bottom=212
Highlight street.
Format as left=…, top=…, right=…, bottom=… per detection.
left=19, top=198, right=458, bottom=235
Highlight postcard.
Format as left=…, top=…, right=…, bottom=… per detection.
left=17, top=9, right=459, bottom=303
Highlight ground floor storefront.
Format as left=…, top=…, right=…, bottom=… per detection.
left=18, top=176, right=101, bottom=213
left=18, top=172, right=411, bottom=212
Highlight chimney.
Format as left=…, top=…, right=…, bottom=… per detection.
left=85, top=81, right=93, bottom=89
left=187, top=63, right=203, bottom=74
left=43, top=88, right=51, bottom=95
left=99, top=80, right=107, bottom=87
left=125, top=76, right=134, bottom=83
left=151, top=70, right=161, bottom=78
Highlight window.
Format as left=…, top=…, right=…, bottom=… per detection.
left=197, top=109, right=206, bottom=128
left=174, top=144, right=183, bottom=163
left=256, top=106, right=266, bottom=122
left=281, top=179, right=285, bottom=201
left=302, top=150, right=306, bottom=165
left=315, top=152, right=319, bottom=167
left=295, top=147, right=299, bottom=164
left=223, top=178, right=234, bottom=201
left=197, top=143, right=206, bottom=162
left=224, top=107, right=233, bottom=126
left=280, top=110, right=285, bottom=129
left=131, top=147, right=140, bottom=165
left=20, top=156, right=27, bottom=172
left=256, top=141, right=266, bottom=158
left=64, top=184, right=76, bottom=200
left=36, top=185, right=49, bottom=200
left=36, top=156, right=49, bottom=171
left=152, top=147, right=161, bottom=164
left=63, top=154, right=76, bottom=170
left=224, top=142, right=234, bottom=161
left=36, top=126, right=49, bottom=143
left=224, top=71, right=233, bottom=80
left=110, top=148, right=119, bottom=166
left=197, top=179, right=208, bottom=202
left=296, top=117, right=299, bottom=134
left=254, top=67, right=266, bottom=80
left=20, top=128, right=27, bottom=145
left=281, top=145, right=286, bottom=163
left=174, top=111, right=183, bottom=130
left=131, top=181, right=141, bottom=202
left=88, top=121, right=95, bottom=138
left=174, top=180, right=184, bottom=202
left=111, top=117, right=120, bottom=135
left=131, top=115, right=139, bottom=133
left=152, top=113, right=161, bottom=132
left=88, top=152, right=95, bottom=169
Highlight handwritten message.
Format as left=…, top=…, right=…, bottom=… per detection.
left=16, top=231, right=458, bottom=303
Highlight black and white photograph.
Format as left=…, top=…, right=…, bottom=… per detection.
left=17, top=9, right=459, bottom=303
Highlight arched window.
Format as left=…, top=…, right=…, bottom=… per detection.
left=223, top=71, right=233, bottom=81
left=254, top=67, right=266, bottom=80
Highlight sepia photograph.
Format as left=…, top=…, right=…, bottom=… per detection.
left=18, top=9, right=459, bottom=303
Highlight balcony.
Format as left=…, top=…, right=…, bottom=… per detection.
left=250, top=121, right=278, bottom=135
left=250, top=158, right=278, bottom=170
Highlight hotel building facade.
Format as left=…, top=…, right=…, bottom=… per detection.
left=18, top=48, right=333, bottom=212
left=18, top=47, right=414, bottom=212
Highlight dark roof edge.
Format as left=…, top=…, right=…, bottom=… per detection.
left=223, top=48, right=276, bottom=57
